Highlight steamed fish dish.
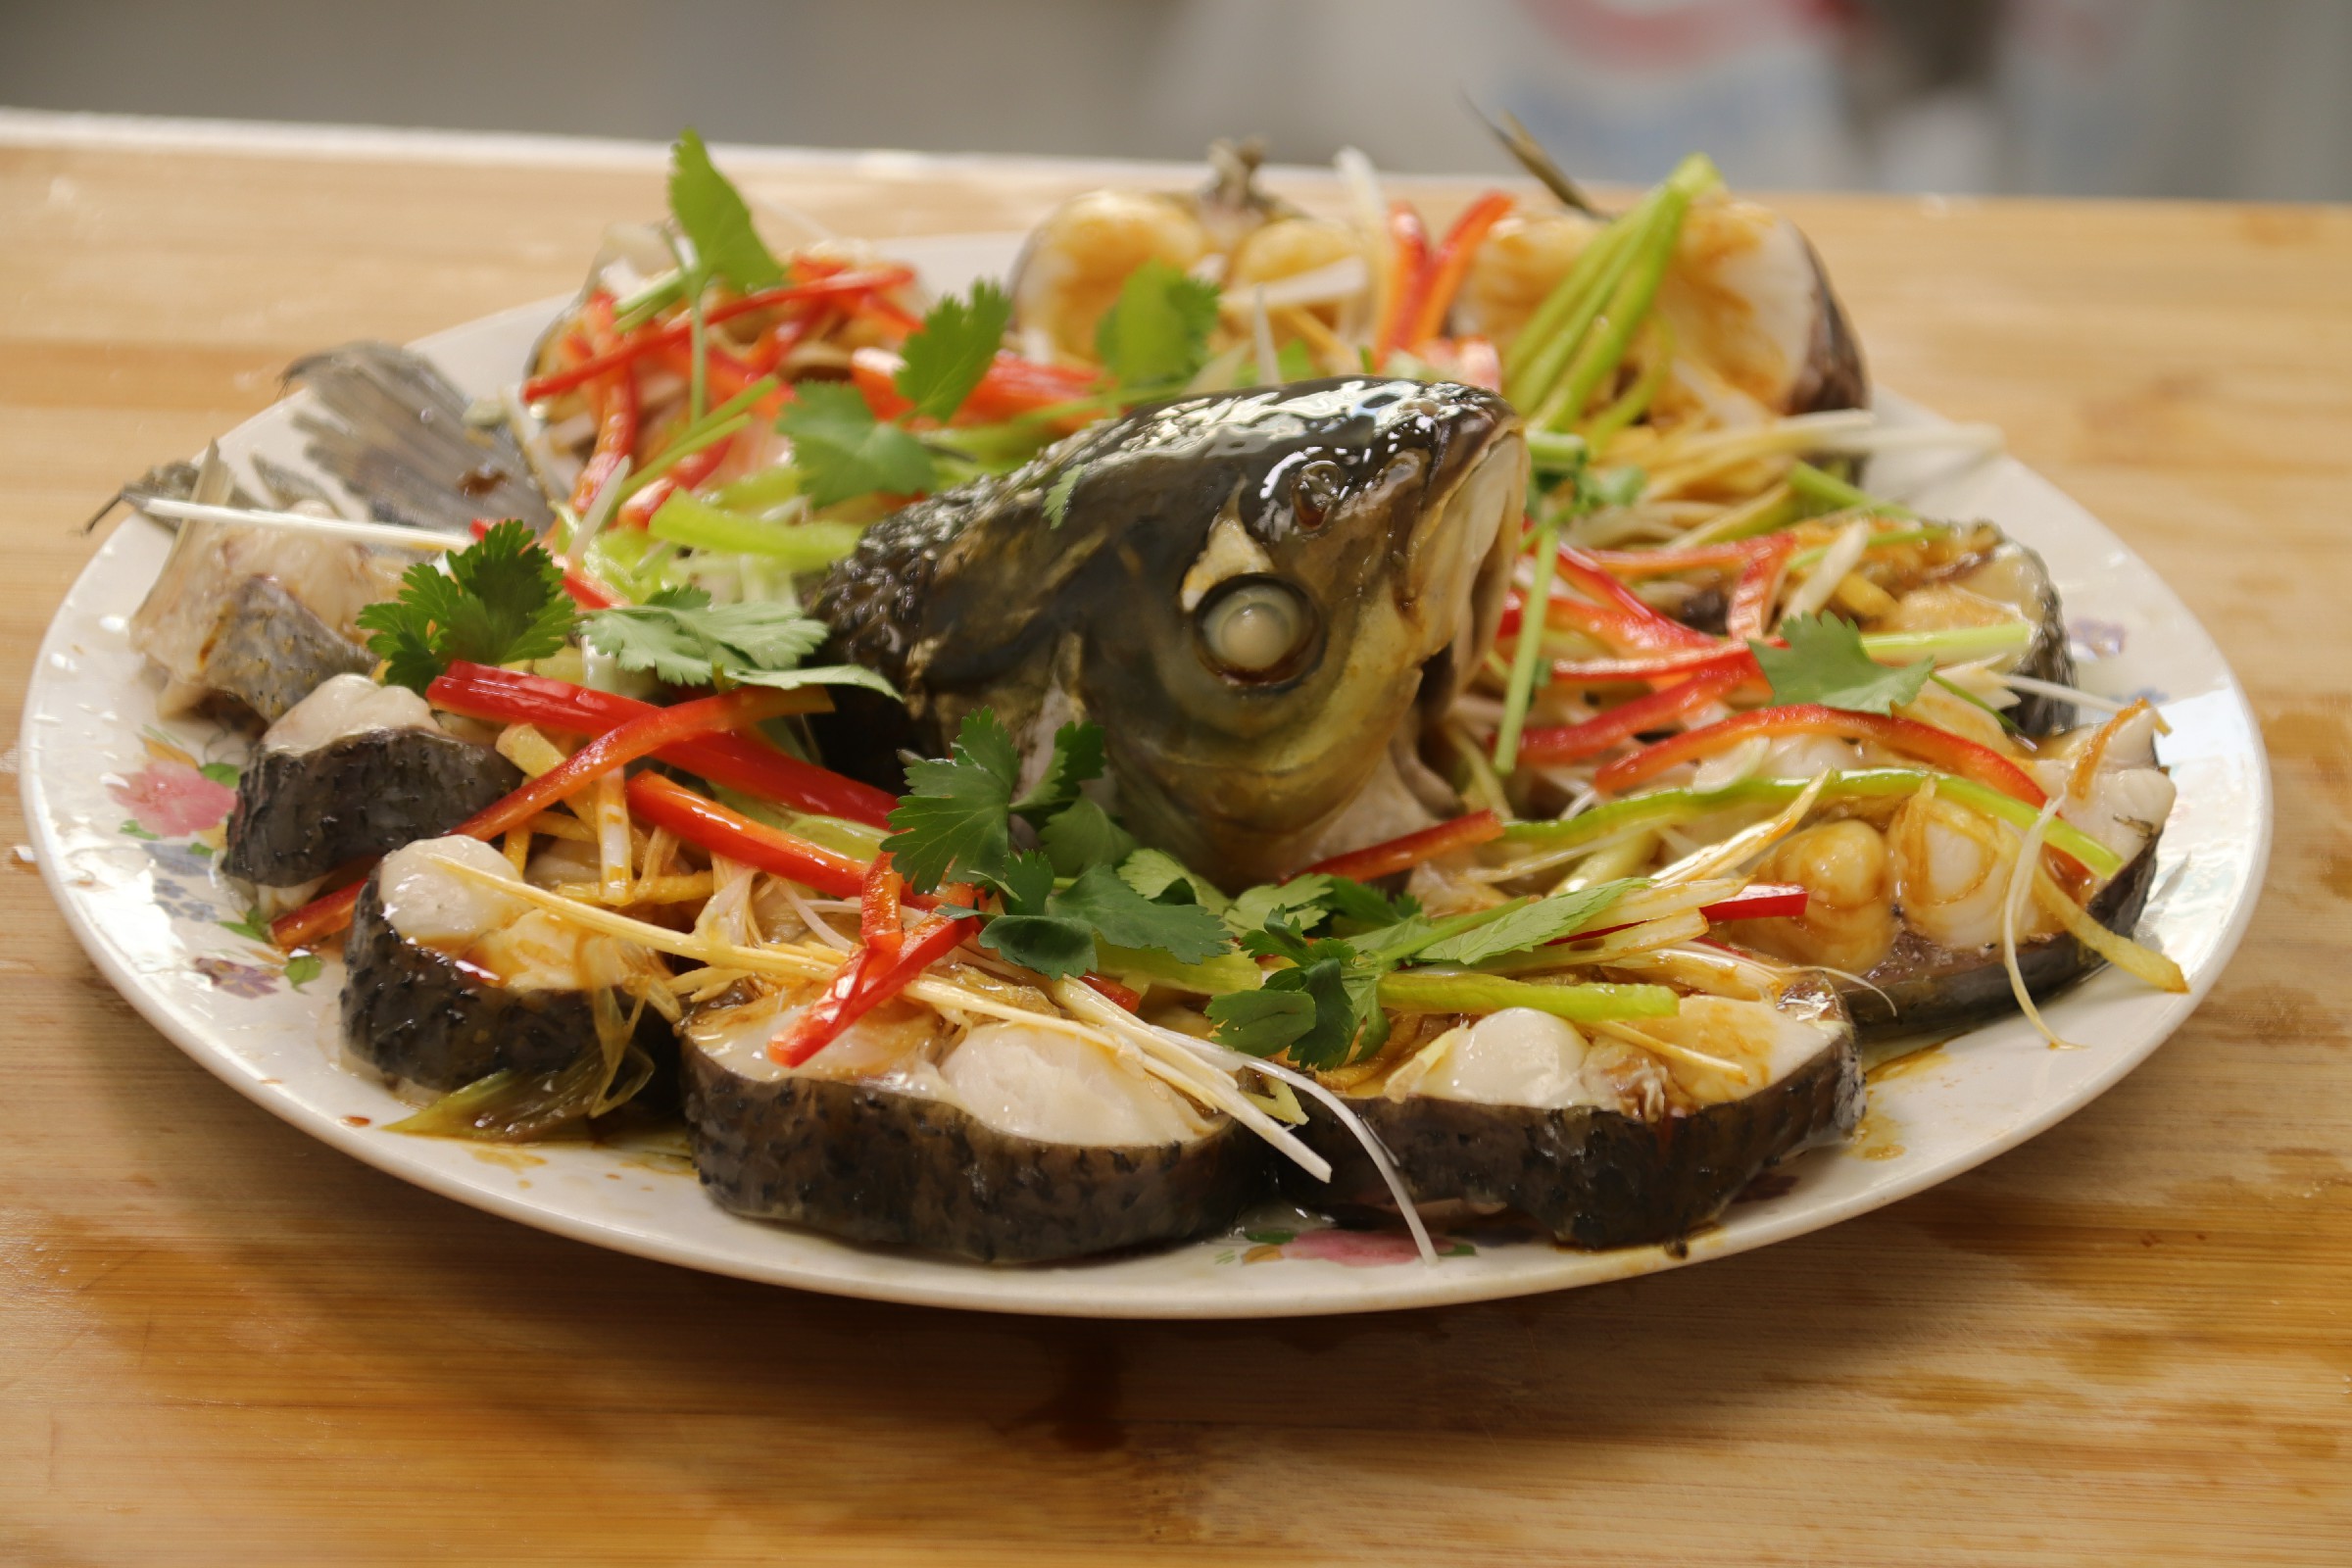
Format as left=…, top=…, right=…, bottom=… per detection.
left=96, top=120, right=2186, bottom=1268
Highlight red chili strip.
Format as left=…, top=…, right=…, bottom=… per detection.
left=624, top=773, right=871, bottom=900
left=1298, top=809, right=1504, bottom=883
left=270, top=685, right=803, bottom=949
left=770, top=903, right=981, bottom=1067
left=520, top=269, right=918, bottom=402
left=1562, top=883, right=1811, bottom=945
left=858, top=852, right=906, bottom=964
left=1726, top=533, right=1795, bottom=643
left=1082, top=973, right=1143, bottom=1012
left=426, top=662, right=897, bottom=826
left=1514, top=666, right=1748, bottom=767
left=1371, top=203, right=1431, bottom=367
left=569, top=295, right=639, bottom=514
left=1595, top=704, right=2048, bottom=805
left=1405, top=191, right=1514, bottom=349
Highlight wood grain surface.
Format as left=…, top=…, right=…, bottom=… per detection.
left=3, top=117, right=2347, bottom=1566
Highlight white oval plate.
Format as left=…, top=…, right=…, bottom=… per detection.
left=20, top=234, right=2269, bottom=1317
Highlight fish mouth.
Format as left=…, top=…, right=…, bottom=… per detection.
left=1407, top=422, right=1527, bottom=733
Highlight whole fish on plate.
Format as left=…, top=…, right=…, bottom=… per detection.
left=813, top=376, right=1530, bottom=891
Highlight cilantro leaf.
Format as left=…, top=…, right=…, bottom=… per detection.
left=668, top=128, right=784, bottom=293
left=1038, top=797, right=1137, bottom=877
left=1229, top=956, right=1383, bottom=1070
left=355, top=519, right=577, bottom=693
left=1095, top=259, right=1220, bottom=388
left=727, top=662, right=899, bottom=698
left=777, top=382, right=936, bottom=508
left=882, top=710, right=1020, bottom=892
left=1010, top=721, right=1105, bottom=827
left=1203, top=988, right=1316, bottom=1057
left=584, top=599, right=826, bottom=685
left=1118, top=848, right=1230, bottom=914
left=1322, top=877, right=1419, bottom=929
left=1225, top=877, right=1338, bottom=939
left=1751, top=612, right=1934, bottom=714
left=1413, top=879, right=1640, bottom=965
left=977, top=913, right=1098, bottom=980
left=895, top=280, right=1012, bottom=422
left=1053, top=865, right=1230, bottom=964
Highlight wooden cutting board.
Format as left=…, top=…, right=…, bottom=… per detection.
left=2, top=115, right=2346, bottom=1566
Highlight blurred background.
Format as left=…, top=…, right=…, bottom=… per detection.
left=5, top=0, right=2348, bottom=199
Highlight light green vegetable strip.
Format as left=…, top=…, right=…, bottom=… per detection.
left=687, top=282, right=709, bottom=422
left=613, top=270, right=688, bottom=331
left=709, top=466, right=802, bottom=512
left=1494, top=513, right=1563, bottom=775
left=1526, top=430, right=1592, bottom=473
left=1860, top=621, right=2034, bottom=662
left=1538, top=157, right=1717, bottom=431
left=649, top=492, right=863, bottom=568
left=1578, top=316, right=1675, bottom=446
left=1508, top=216, right=1649, bottom=415
left=617, top=414, right=748, bottom=503
left=1379, top=972, right=1680, bottom=1022
left=1097, top=943, right=1265, bottom=997
left=1788, top=461, right=1915, bottom=519
left=785, top=810, right=891, bottom=858
left=1499, top=768, right=2124, bottom=878
left=1503, top=196, right=1647, bottom=394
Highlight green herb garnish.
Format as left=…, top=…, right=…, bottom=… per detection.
left=895, top=280, right=1012, bottom=421
left=581, top=584, right=895, bottom=696
left=668, top=128, right=784, bottom=294
left=775, top=382, right=937, bottom=508
left=1751, top=612, right=1935, bottom=714
left=1096, top=258, right=1221, bottom=389
left=356, top=519, right=579, bottom=693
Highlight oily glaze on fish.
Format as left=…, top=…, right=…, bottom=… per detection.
left=814, top=378, right=1528, bottom=889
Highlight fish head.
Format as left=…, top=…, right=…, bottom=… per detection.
left=1009, top=377, right=1525, bottom=887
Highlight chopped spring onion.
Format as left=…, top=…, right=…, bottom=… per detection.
left=1494, top=513, right=1563, bottom=774
left=648, top=491, right=863, bottom=567
left=1380, top=971, right=1679, bottom=1022
left=1861, top=620, right=2035, bottom=663
left=1787, top=461, right=1914, bottom=519
left=1499, top=768, right=2126, bottom=880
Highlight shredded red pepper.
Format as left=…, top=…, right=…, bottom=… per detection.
left=1595, top=704, right=2048, bottom=804
left=1564, top=882, right=1811, bottom=945
left=1371, top=203, right=1431, bottom=367
left=1082, top=973, right=1143, bottom=1012
left=623, top=773, right=873, bottom=900
left=1726, top=534, right=1795, bottom=643
left=569, top=294, right=639, bottom=514
left=769, top=900, right=981, bottom=1067
left=519, top=268, right=918, bottom=403
left=1298, top=809, right=1504, bottom=883
left=1515, top=666, right=1748, bottom=766
left=270, top=684, right=802, bottom=949
left=858, top=852, right=906, bottom=964
left=1404, top=191, right=1514, bottom=349
left=427, top=662, right=897, bottom=826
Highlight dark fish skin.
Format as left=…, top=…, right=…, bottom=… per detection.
left=683, top=1044, right=1265, bottom=1264
left=199, top=576, right=374, bottom=723
left=341, top=874, right=671, bottom=1092
left=1838, top=835, right=2157, bottom=1039
left=814, top=377, right=1526, bottom=889
left=1288, top=978, right=1861, bottom=1250
left=1789, top=232, right=1869, bottom=415
left=221, top=729, right=520, bottom=888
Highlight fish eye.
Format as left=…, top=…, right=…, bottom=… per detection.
left=1197, top=576, right=1315, bottom=678
left=1291, top=459, right=1346, bottom=530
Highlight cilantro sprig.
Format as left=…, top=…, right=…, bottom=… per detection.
left=1751, top=612, right=1935, bottom=714
left=774, top=280, right=1012, bottom=509
left=356, top=519, right=578, bottom=694
left=669, top=128, right=784, bottom=294
left=1095, top=259, right=1220, bottom=390
left=882, top=711, right=1228, bottom=982
left=581, top=586, right=895, bottom=696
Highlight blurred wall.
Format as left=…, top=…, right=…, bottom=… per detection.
left=4, top=0, right=2347, bottom=199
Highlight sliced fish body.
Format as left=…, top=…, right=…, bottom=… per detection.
left=1292, top=978, right=1861, bottom=1249
left=223, top=726, right=520, bottom=888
